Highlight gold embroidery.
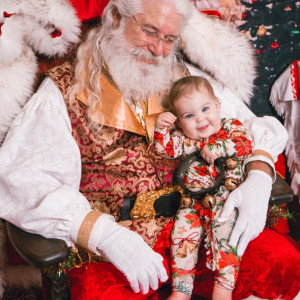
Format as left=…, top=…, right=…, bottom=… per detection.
left=118, top=217, right=172, bottom=248
left=90, top=201, right=111, bottom=215
left=140, top=219, right=159, bottom=238
left=77, top=210, right=104, bottom=250
left=130, top=185, right=183, bottom=219
left=102, top=149, right=127, bottom=164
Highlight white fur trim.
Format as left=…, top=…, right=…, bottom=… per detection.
left=0, top=0, right=81, bottom=57
left=0, top=0, right=81, bottom=144
left=181, top=6, right=256, bottom=103
left=0, top=50, right=38, bottom=145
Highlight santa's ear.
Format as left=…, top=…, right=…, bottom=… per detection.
left=112, top=7, right=122, bottom=29
left=21, top=0, right=81, bottom=57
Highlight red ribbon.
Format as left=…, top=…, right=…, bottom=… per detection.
left=173, top=232, right=199, bottom=250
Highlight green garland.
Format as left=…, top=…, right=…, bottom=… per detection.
left=266, top=204, right=294, bottom=228
left=43, top=248, right=76, bottom=279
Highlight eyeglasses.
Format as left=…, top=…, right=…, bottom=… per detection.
left=132, top=15, right=180, bottom=49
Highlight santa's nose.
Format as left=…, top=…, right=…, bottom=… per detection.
left=149, top=39, right=164, bottom=57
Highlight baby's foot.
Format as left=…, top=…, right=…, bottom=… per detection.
left=212, top=282, right=232, bottom=300
left=167, top=291, right=191, bottom=300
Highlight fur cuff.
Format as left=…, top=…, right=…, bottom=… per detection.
left=180, top=6, right=256, bottom=103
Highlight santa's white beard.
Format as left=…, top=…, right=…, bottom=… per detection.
left=100, top=29, right=177, bottom=100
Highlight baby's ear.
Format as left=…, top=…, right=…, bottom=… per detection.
left=215, top=97, right=220, bottom=109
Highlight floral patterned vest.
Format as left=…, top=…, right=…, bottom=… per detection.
left=46, top=61, right=181, bottom=222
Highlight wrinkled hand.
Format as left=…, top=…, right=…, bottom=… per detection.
left=201, top=144, right=217, bottom=165
left=156, top=112, right=177, bottom=129
left=218, top=170, right=272, bottom=256
left=97, top=219, right=168, bottom=294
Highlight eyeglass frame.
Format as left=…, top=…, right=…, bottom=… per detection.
left=132, top=15, right=181, bottom=48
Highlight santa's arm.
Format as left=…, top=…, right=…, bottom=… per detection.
left=0, top=78, right=167, bottom=294
left=0, top=78, right=91, bottom=247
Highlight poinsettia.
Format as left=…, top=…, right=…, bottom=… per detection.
left=184, top=211, right=202, bottom=228
left=208, top=128, right=228, bottom=144
left=165, top=139, right=176, bottom=157
left=154, top=131, right=165, bottom=147
left=232, top=136, right=252, bottom=157
left=218, top=249, right=240, bottom=270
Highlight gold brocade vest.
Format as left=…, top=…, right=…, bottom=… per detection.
left=46, top=61, right=182, bottom=222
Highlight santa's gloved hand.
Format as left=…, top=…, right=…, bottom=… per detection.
left=218, top=170, right=272, bottom=256
left=96, top=215, right=168, bottom=294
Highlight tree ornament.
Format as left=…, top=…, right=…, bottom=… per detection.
left=224, top=177, right=239, bottom=191
left=202, top=194, right=216, bottom=209
left=245, top=9, right=256, bottom=19
left=291, top=28, right=300, bottom=35
left=242, top=11, right=248, bottom=19
left=257, top=26, right=267, bottom=37
left=271, top=41, right=279, bottom=50
left=225, top=158, right=238, bottom=170
left=257, top=45, right=265, bottom=54
left=252, top=0, right=258, bottom=3
left=250, top=27, right=258, bottom=37
left=284, top=5, right=292, bottom=11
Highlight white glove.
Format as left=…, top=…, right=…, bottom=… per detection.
left=218, top=170, right=272, bottom=256
left=96, top=216, right=168, bottom=294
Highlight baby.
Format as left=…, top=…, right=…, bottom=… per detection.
left=154, top=76, right=253, bottom=300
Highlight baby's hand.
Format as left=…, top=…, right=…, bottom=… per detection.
left=156, top=112, right=177, bottom=129
left=201, top=144, right=217, bottom=165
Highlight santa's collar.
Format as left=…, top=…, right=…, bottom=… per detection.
left=76, top=73, right=163, bottom=140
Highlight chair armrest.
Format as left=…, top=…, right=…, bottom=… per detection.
left=269, top=174, right=294, bottom=206
left=6, top=222, right=68, bottom=269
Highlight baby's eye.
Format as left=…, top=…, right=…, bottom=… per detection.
left=202, top=106, right=209, bottom=112
left=185, top=114, right=193, bottom=119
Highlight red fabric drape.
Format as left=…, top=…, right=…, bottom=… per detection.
left=69, top=0, right=109, bottom=22
left=68, top=228, right=300, bottom=300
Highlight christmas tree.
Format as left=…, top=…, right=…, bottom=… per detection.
left=239, top=0, right=300, bottom=117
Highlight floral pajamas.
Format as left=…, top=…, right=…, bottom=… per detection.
left=154, top=118, right=253, bottom=295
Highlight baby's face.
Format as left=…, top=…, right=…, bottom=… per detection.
left=174, top=88, right=221, bottom=139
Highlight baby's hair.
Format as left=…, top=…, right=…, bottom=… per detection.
left=165, top=76, right=217, bottom=116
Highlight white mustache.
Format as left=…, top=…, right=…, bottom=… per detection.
left=130, top=47, right=163, bottom=65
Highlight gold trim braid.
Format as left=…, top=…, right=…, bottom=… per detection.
left=77, top=211, right=104, bottom=250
